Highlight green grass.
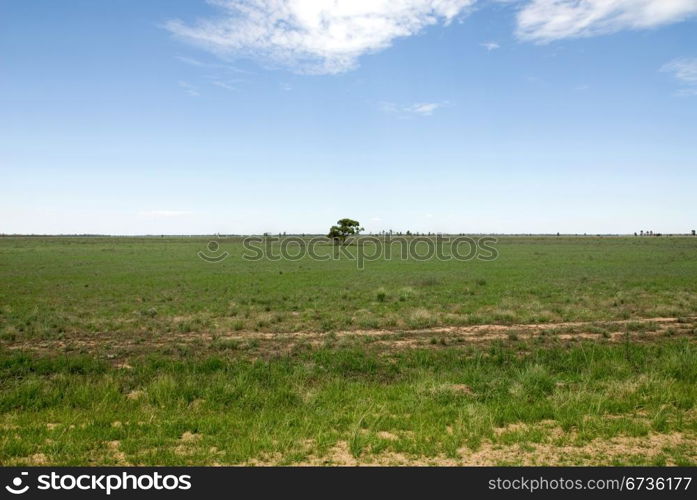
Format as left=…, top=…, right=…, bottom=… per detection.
left=1, top=236, right=696, bottom=338
left=0, top=236, right=696, bottom=465
left=0, top=340, right=695, bottom=465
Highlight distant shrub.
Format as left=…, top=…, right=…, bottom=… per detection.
left=140, top=307, right=157, bottom=318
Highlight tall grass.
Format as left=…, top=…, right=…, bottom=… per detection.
left=1, top=339, right=695, bottom=465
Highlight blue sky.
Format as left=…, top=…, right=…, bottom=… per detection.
left=2, top=0, right=697, bottom=235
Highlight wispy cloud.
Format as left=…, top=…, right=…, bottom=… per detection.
left=380, top=101, right=448, bottom=117
left=661, top=58, right=697, bottom=96
left=178, top=80, right=200, bottom=96
left=211, top=80, right=236, bottom=91
left=165, top=0, right=475, bottom=75
left=517, top=0, right=697, bottom=42
left=175, top=55, right=208, bottom=67
left=177, top=57, right=248, bottom=93
left=168, top=1, right=697, bottom=76
left=481, top=41, right=500, bottom=51
left=405, top=102, right=444, bottom=116
left=175, top=54, right=253, bottom=74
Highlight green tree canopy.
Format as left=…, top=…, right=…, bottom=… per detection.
left=327, top=218, right=364, bottom=245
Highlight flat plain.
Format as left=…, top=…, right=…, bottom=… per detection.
left=1, top=236, right=696, bottom=465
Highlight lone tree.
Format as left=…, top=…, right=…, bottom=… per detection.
left=327, top=218, right=364, bottom=245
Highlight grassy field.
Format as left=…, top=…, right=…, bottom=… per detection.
left=1, top=236, right=696, bottom=465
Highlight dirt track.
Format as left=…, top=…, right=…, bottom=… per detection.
left=4, top=316, right=696, bottom=359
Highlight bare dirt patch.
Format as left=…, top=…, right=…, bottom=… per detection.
left=243, top=428, right=696, bottom=466
left=457, top=432, right=693, bottom=466
left=4, top=316, right=695, bottom=360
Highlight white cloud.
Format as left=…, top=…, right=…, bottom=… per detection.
left=380, top=101, right=447, bottom=116
left=176, top=54, right=253, bottom=74
left=517, top=0, right=697, bottom=42
left=405, top=102, right=443, bottom=115
left=661, top=57, right=697, bottom=95
left=165, top=0, right=475, bottom=74
left=176, top=55, right=209, bottom=67
left=481, top=41, right=500, bottom=50
left=211, top=80, right=237, bottom=90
